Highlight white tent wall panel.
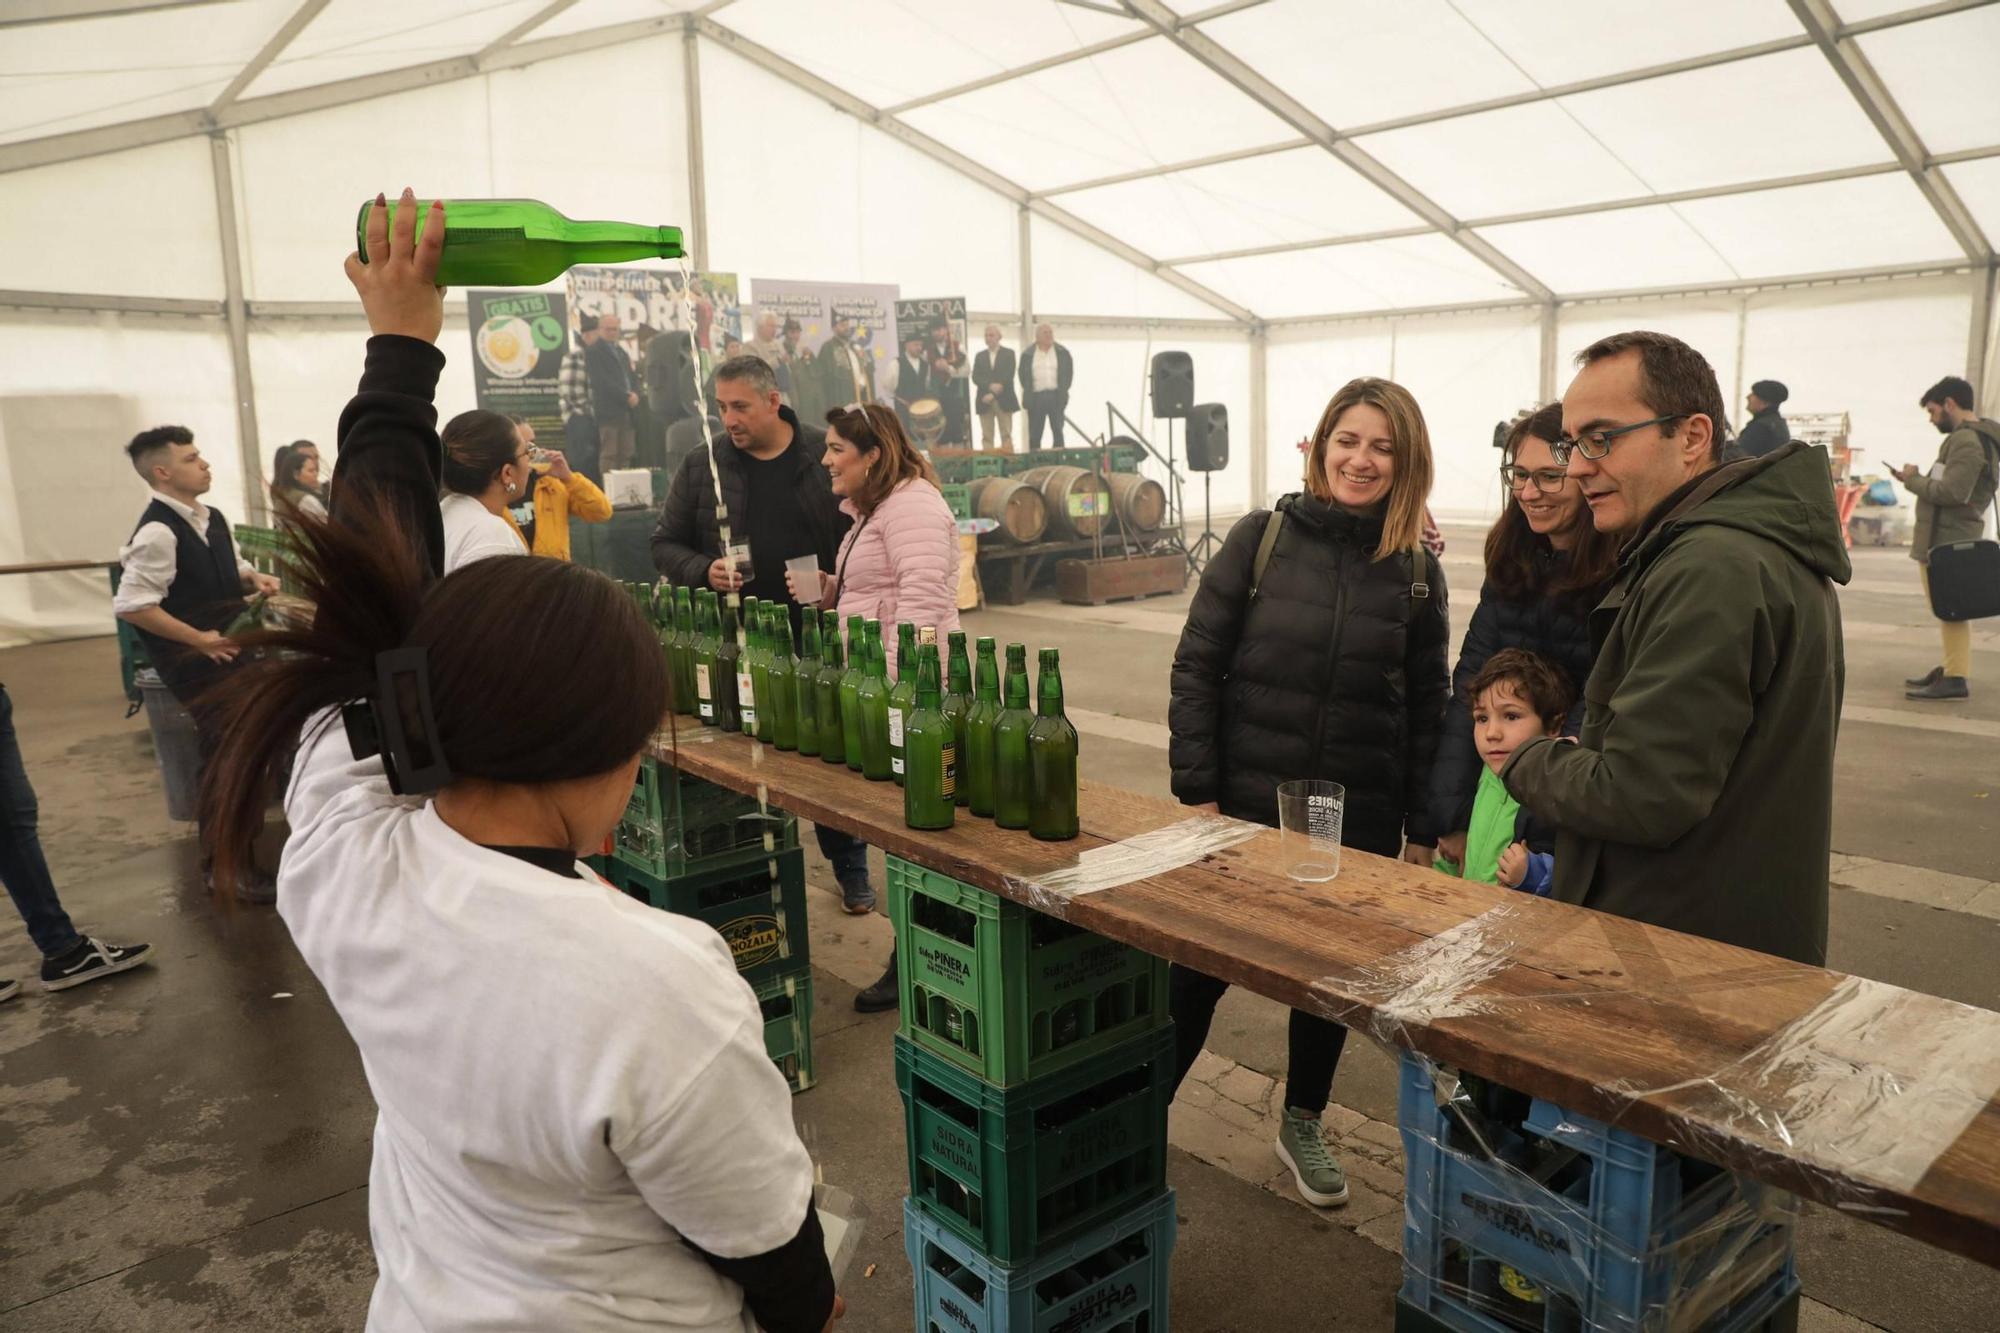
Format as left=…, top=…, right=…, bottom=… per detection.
left=1556, top=299, right=1745, bottom=410
left=234, top=80, right=497, bottom=303
left=1266, top=325, right=1396, bottom=510
left=1442, top=0, right=1802, bottom=88
left=1854, top=6, right=2000, bottom=156
left=1027, top=216, right=1225, bottom=323
left=1943, top=158, right=2000, bottom=244
left=854, top=127, right=1019, bottom=313
left=249, top=324, right=478, bottom=471
left=239, top=0, right=557, bottom=100
left=0, top=138, right=225, bottom=299
left=0, top=312, right=241, bottom=647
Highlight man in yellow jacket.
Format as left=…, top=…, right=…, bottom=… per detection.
left=505, top=416, right=612, bottom=561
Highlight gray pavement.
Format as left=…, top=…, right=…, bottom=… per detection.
left=2, top=525, right=1996, bottom=1330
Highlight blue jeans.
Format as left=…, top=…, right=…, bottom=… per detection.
left=814, top=824, right=871, bottom=895
left=0, top=686, right=82, bottom=959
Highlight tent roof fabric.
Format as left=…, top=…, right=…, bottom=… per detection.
left=1, top=0, right=1994, bottom=323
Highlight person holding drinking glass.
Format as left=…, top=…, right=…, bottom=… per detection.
left=1165, top=376, right=1450, bottom=1209
left=1424, top=403, right=1619, bottom=870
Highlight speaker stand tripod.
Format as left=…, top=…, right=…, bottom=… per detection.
left=1188, top=471, right=1223, bottom=572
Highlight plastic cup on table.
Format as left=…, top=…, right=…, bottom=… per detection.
left=728, top=542, right=754, bottom=589
left=786, top=554, right=823, bottom=606
left=1276, top=780, right=1343, bottom=883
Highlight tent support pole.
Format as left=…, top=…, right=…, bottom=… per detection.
left=209, top=133, right=264, bottom=525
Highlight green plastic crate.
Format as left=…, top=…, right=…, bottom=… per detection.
left=969, top=455, right=1009, bottom=478
left=896, top=1027, right=1173, bottom=1265
left=888, top=855, right=1169, bottom=1087
left=759, top=968, right=816, bottom=1095
left=940, top=482, right=972, bottom=520
left=614, top=846, right=810, bottom=987
left=615, top=757, right=798, bottom=878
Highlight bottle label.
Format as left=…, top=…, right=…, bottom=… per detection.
left=696, top=664, right=712, bottom=705
left=940, top=744, right=956, bottom=798
left=889, top=708, right=904, bottom=749
left=737, top=669, right=757, bottom=728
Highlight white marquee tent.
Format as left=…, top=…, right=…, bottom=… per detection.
left=3, top=0, right=1998, bottom=645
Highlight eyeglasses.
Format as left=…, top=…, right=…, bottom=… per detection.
left=1499, top=465, right=1568, bottom=493
left=1551, top=414, right=1687, bottom=466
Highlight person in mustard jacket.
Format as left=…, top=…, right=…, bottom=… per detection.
left=505, top=415, right=612, bottom=561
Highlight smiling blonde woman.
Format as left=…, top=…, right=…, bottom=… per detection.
left=1164, top=375, right=1451, bottom=1210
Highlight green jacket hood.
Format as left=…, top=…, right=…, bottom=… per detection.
left=1629, top=440, right=1852, bottom=586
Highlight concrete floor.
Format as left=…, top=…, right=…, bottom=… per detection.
left=2, top=525, right=1997, bottom=1331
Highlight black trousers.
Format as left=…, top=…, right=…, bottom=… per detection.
left=1026, top=391, right=1066, bottom=449
left=1170, top=963, right=1347, bottom=1115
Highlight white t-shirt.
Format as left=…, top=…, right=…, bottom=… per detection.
left=440, top=491, right=527, bottom=572
left=279, top=715, right=814, bottom=1332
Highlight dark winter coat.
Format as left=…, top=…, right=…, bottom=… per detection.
left=1425, top=548, right=1601, bottom=837
left=1503, top=442, right=1850, bottom=966
left=1168, top=492, right=1451, bottom=854
left=1734, top=407, right=1790, bottom=460
left=648, top=408, right=849, bottom=589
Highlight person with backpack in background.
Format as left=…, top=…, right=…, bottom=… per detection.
left=1896, top=376, right=1999, bottom=701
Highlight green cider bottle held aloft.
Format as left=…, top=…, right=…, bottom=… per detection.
left=694, top=590, right=719, bottom=727
left=742, top=598, right=768, bottom=740
left=355, top=198, right=684, bottom=288
left=904, top=643, right=957, bottom=831
left=674, top=586, right=698, bottom=717
left=993, top=643, right=1034, bottom=830
left=796, top=612, right=823, bottom=758
left=817, top=609, right=847, bottom=766
left=1028, top=648, right=1081, bottom=842
left=768, top=608, right=799, bottom=751
left=714, top=597, right=742, bottom=732
left=941, top=631, right=973, bottom=809
left=888, top=623, right=919, bottom=787
left=965, top=637, right=1002, bottom=818
left=840, top=614, right=867, bottom=772
left=858, top=621, right=893, bottom=782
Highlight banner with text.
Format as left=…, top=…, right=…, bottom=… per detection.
left=745, top=278, right=900, bottom=424
left=468, top=289, right=570, bottom=441
left=891, top=296, right=969, bottom=447
left=568, top=266, right=742, bottom=366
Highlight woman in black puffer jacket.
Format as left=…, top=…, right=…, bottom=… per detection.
left=1167, top=376, right=1450, bottom=1209
left=1424, top=403, right=1621, bottom=869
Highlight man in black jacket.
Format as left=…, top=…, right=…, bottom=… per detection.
left=1734, top=380, right=1790, bottom=459
left=648, top=356, right=876, bottom=914
left=587, top=311, right=639, bottom=475
left=972, top=324, right=1018, bottom=451
left=1018, top=323, right=1074, bottom=449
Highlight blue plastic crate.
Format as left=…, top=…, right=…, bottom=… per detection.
left=1397, top=1052, right=1799, bottom=1333
left=905, top=1190, right=1175, bottom=1333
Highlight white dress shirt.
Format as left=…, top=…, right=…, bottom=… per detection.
left=1030, top=345, right=1060, bottom=393
left=113, top=490, right=256, bottom=615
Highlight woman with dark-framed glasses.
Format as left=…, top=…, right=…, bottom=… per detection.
left=1424, top=403, right=1621, bottom=870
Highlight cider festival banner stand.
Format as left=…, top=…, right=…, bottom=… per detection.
left=747, top=278, right=900, bottom=424
left=466, top=288, right=570, bottom=442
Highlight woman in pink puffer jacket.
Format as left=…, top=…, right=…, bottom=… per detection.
left=788, top=402, right=961, bottom=1014
left=799, top=404, right=962, bottom=676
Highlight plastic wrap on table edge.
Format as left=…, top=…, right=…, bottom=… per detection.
left=1399, top=1049, right=1801, bottom=1333
left=1309, top=903, right=2000, bottom=1223
left=999, top=812, right=1265, bottom=919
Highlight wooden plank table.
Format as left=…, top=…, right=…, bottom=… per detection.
left=651, top=725, right=2000, bottom=1268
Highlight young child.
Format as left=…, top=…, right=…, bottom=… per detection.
left=1435, top=648, right=1572, bottom=894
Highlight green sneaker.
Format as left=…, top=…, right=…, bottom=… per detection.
left=1275, top=1106, right=1349, bottom=1207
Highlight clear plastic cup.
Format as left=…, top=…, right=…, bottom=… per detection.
left=727, top=542, right=754, bottom=589
left=786, top=554, right=823, bottom=606
left=1276, top=780, right=1343, bottom=882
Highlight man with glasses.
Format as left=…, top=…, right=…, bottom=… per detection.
left=1500, top=331, right=1850, bottom=967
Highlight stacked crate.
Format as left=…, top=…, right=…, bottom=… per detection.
left=1395, top=1051, right=1801, bottom=1333
left=888, top=854, right=1180, bottom=1332
left=606, top=756, right=816, bottom=1093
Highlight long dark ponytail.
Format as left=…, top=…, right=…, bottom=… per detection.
left=198, top=496, right=669, bottom=891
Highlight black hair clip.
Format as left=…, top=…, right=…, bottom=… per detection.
left=341, top=646, right=453, bottom=795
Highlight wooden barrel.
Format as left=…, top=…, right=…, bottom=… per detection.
left=968, top=475, right=1047, bottom=545
left=1017, top=465, right=1110, bottom=540
left=1106, top=471, right=1166, bottom=534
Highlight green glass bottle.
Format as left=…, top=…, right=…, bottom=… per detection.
left=904, top=643, right=956, bottom=831
left=965, top=637, right=1002, bottom=818
left=840, top=614, right=867, bottom=772
left=652, top=585, right=678, bottom=707
left=674, top=586, right=698, bottom=717
left=857, top=620, right=893, bottom=782
left=993, top=643, right=1034, bottom=830
left=795, top=610, right=823, bottom=758
left=694, top=589, right=719, bottom=727
left=1028, top=648, right=1080, bottom=841
left=817, top=609, right=847, bottom=766
left=888, top=623, right=919, bottom=787
left=355, top=198, right=684, bottom=288
left=941, top=631, right=973, bottom=810
left=769, top=608, right=799, bottom=752
left=714, top=596, right=742, bottom=733
left=744, top=598, right=770, bottom=741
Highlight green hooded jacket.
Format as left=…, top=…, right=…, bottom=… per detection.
left=1501, top=441, right=1851, bottom=965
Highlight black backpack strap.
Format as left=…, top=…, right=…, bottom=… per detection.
left=1248, top=509, right=1284, bottom=598
left=1405, top=548, right=1430, bottom=624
